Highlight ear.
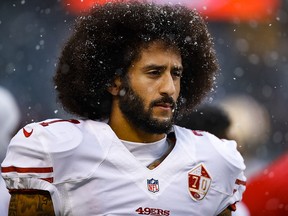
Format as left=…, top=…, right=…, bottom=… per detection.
left=107, top=77, right=122, bottom=96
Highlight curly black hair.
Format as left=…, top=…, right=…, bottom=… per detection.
left=54, top=1, right=219, bottom=120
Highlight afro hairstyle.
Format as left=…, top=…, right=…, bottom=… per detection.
left=54, top=1, right=219, bottom=120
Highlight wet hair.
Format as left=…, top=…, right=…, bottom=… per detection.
left=54, top=1, right=219, bottom=120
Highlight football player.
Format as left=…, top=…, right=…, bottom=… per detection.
left=1, top=2, right=246, bottom=215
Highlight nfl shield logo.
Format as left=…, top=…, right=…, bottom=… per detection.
left=147, top=178, right=159, bottom=193
left=188, top=163, right=212, bottom=201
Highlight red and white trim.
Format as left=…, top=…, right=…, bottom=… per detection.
left=1, top=166, right=54, bottom=183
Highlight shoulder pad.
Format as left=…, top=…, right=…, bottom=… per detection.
left=21, top=118, right=83, bottom=153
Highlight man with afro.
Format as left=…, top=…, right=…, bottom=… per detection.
left=2, top=1, right=246, bottom=215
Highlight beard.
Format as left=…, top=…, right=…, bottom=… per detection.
left=118, top=83, right=177, bottom=134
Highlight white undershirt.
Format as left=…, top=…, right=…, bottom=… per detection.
left=121, top=135, right=169, bottom=167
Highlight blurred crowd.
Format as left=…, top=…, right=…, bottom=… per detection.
left=1, top=0, right=288, bottom=215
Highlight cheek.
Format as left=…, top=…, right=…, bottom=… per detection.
left=177, top=83, right=181, bottom=95
left=174, top=81, right=181, bottom=94
left=131, top=79, right=155, bottom=95
left=174, top=81, right=181, bottom=98
left=147, top=86, right=154, bottom=93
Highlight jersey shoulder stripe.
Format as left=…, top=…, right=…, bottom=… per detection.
left=1, top=119, right=114, bottom=184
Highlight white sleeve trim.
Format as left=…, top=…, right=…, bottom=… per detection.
left=4, top=177, right=63, bottom=216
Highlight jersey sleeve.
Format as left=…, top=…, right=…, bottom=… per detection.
left=206, top=133, right=247, bottom=214
left=0, top=119, right=83, bottom=216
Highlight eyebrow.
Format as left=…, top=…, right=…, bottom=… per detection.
left=141, top=64, right=183, bottom=71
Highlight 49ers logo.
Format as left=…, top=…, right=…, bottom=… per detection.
left=188, top=163, right=212, bottom=201
left=135, top=207, right=170, bottom=216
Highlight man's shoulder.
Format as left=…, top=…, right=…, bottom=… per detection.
left=2, top=119, right=111, bottom=183
left=11, top=118, right=112, bottom=153
left=174, top=124, right=245, bottom=173
left=174, top=125, right=246, bottom=199
left=27, top=118, right=83, bottom=135
left=174, top=125, right=240, bottom=156
left=13, top=118, right=83, bottom=151
left=173, top=125, right=227, bottom=148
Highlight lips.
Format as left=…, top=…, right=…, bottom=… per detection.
left=151, top=96, right=176, bottom=113
left=155, top=102, right=173, bottom=109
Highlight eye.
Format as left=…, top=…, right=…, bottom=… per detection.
left=172, top=70, right=183, bottom=79
left=147, top=70, right=161, bottom=77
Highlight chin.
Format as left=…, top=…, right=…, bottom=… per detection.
left=154, top=117, right=174, bottom=127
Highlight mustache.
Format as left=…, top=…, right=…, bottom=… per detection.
left=150, top=96, right=177, bottom=110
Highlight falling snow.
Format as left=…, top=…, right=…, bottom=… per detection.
left=0, top=1, right=287, bottom=170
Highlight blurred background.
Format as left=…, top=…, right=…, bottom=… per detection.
left=0, top=0, right=287, bottom=166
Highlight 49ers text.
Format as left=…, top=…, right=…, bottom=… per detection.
left=135, top=207, right=170, bottom=215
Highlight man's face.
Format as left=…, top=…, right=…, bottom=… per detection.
left=119, top=42, right=182, bottom=134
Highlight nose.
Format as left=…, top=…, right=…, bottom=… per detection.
left=159, top=73, right=177, bottom=97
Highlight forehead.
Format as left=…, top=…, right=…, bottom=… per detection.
left=133, top=41, right=182, bottom=65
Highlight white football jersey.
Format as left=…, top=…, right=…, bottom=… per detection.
left=1, top=119, right=246, bottom=216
